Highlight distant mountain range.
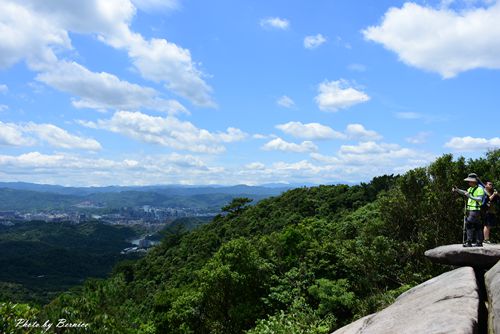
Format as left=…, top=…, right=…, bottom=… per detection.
left=0, top=181, right=309, bottom=195
left=0, top=182, right=310, bottom=212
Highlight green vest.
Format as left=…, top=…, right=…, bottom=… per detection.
left=467, top=186, right=484, bottom=211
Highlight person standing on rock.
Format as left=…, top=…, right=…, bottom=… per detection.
left=483, top=181, right=499, bottom=244
left=452, top=173, right=485, bottom=247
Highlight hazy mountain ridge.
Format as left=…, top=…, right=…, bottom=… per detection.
left=0, top=183, right=292, bottom=212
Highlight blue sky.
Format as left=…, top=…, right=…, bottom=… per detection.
left=0, top=0, right=499, bottom=186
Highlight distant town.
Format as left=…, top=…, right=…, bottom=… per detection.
left=0, top=203, right=219, bottom=226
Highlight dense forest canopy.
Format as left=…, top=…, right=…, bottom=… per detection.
left=0, top=222, right=138, bottom=305
left=1, top=150, right=499, bottom=334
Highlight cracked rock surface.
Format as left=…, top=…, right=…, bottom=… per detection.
left=486, top=261, right=500, bottom=334
left=332, top=267, right=479, bottom=334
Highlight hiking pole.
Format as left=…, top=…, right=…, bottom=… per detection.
left=463, top=198, right=467, bottom=245
left=453, top=186, right=468, bottom=245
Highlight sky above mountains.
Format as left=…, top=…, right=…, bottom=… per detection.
left=0, top=0, right=499, bottom=186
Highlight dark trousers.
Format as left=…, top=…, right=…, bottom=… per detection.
left=466, top=210, right=483, bottom=244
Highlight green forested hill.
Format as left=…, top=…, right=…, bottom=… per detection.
left=0, top=222, right=138, bottom=305
left=2, top=151, right=500, bottom=334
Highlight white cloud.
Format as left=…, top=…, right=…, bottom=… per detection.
left=0, top=147, right=435, bottom=187
left=238, top=140, right=434, bottom=184
left=314, top=79, right=370, bottom=112
left=262, top=137, right=318, bottom=153
left=23, top=123, right=102, bottom=151
left=304, top=34, right=327, bottom=49
left=406, top=131, right=431, bottom=144
left=124, top=36, right=216, bottom=108
left=0, top=0, right=215, bottom=107
left=0, top=1, right=70, bottom=69
left=0, top=121, right=101, bottom=150
left=260, top=17, right=290, bottom=30
left=339, top=141, right=410, bottom=156
left=0, top=151, right=228, bottom=186
left=276, top=95, right=295, bottom=108
left=276, top=121, right=345, bottom=140
left=444, top=136, right=500, bottom=151
left=311, top=141, right=434, bottom=171
left=345, top=124, right=382, bottom=140
left=245, top=162, right=266, bottom=170
left=252, top=134, right=270, bottom=140
left=36, top=61, right=187, bottom=114
left=0, top=105, right=8, bottom=112
left=0, top=121, right=35, bottom=146
left=81, top=111, right=246, bottom=154
left=274, top=121, right=382, bottom=141
left=363, top=2, right=500, bottom=78
left=0, top=84, right=8, bottom=93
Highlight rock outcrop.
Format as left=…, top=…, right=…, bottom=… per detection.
left=424, top=243, right=500, bottom=268
left=332, top=267, right=479, bottom=334
left=486, top=260, right=500, bottom=334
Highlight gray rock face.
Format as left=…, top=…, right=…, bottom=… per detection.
left=332, top=267, right=479, bottom=334
left=486, top=260, right=500, bottom=334
left=424, top=243, right=500, bottom=268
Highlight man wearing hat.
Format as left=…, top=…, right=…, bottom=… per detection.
left=452, top=173, right=486, bottom=247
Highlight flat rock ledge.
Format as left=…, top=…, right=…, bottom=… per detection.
left=424, top=244, right=500, bottom=268
left=486, top=260, right=500, bottom=334
left=332, top=267, right=479, bottom=334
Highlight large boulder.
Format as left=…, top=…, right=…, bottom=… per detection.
left=486, top=260, right=500, bottom=334
left=425, top=244, right=500, bottom=268
left=332, top=267, right=479, bottom=334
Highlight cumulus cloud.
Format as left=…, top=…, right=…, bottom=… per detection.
left=245, top=162, right=266, bottom=170
left=304, top=34, right=327, bottom=49
left=339, top=141, right=412, bottom=156
left=36, top=61, right=187, bottom=114
left=311, top=141, right=434, bottom=171
left=124, top=36, right=216, bottom=108
left=0, top=84, right=8, bottom=93
left=0, top=0, right=215, bottom=107
left=0, top=121, right=101, bottom=150
left=314, top=79, right=370, bottom=112
left=276, top=95, right=295, bottom=108
left=260, top=17, right=290, bottom=30
left=24, top=123, right=102, bottom=151
left=444, top=136, right=500, bottom=151
left=0, top=151, right=228, bottom=186
left=239, top=140, right=434, bottom=184
left=262, top=137, right=318, bottom=153
left=275, top=121, right=381, bottom=141
left=276, top=121, right=345, bottom=140
left=81, top=111, right=246, bottom=154
left=345, top=124, right=382, bottom=140
left=0, top=122, right=35, bottom=146
left=0, top=1, right=70, bottom=69
left=363, top=2, right=500, bottom=78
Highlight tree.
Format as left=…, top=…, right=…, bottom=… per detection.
left=221, top=198, right=253, bottom=215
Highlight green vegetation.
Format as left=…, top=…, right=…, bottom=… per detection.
left=0, top=221, right=138, bottom=305
left=1, top=151, right=499, bottom=334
